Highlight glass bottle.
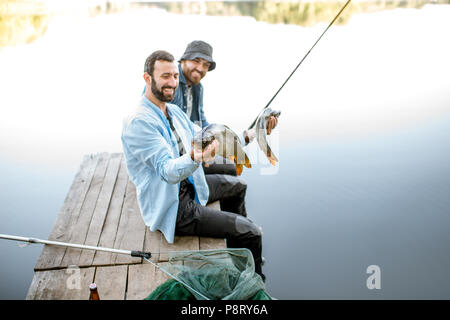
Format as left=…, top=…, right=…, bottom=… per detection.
left=89, top=283, right=100, bottom=300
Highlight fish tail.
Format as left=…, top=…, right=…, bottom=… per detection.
left=244, top=154, right=252, bottom=168
left=236, top=164, right=243, bottom=176
left=267, top=146, right=278, bottom=166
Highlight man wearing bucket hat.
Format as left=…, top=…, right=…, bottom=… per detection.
left=173, top=40, right=215, bottom=130
left=174, top=40, right=278, bottom=175
left=175, top=41, right=236, bottom=175
left=175, top=40, right=277, bottom=132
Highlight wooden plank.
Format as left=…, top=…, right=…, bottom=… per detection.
left=26, top=267, right=95, bottom=300
left=92, top=156, right=129, bottom=266
left=126, top=264, right=154, bottom=300
left=207, top=200, right=221, bottom=211
left=144, top=228, right=161, bottom=263
left=35, top=154, right=101, bottom=271
left=60, top=153, right=111, bottom=268
left=26, top=271, right=42, bottom=299
left=79, top=153, right=122, bottom=266
left=159, top=235, right=199, bottom=262
left=199, top=237, right=227, bottom=251
left=112, top=179, right=146, bottom=264
left=126, top=263, right=171, bottom=300
left=94, top=265, right=128, bottom=300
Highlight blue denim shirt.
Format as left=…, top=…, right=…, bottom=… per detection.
left=143, top=64, right=209, bottom=128
left=121, top=95, right=209, bottom=243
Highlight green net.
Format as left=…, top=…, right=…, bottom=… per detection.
left=145, top=248, right=271, bottom=300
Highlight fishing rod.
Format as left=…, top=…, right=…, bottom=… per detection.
left=0, top=233, right=151, bottom=259
left=248, top=0, right=352, bottom=130
left=0, top=233, right=210, bottom=300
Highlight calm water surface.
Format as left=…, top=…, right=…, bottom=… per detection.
left=1, top=4, right=450, bottom=299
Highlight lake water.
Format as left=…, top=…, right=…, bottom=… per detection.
left=1, top=3, right=450, bottom=299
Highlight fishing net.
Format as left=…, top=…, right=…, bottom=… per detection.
left=145, top=248, right=271, bottom=300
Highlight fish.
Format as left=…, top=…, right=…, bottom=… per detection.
left=251, top=108, right=281, bottom=166
left=192, top=124, right=252, bottom=175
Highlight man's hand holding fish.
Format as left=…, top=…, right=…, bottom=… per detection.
left=190, top=139, right=219, bottom=165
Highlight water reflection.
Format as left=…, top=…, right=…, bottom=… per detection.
left=2, top=0, right=450, bottom=48
left=0, top=11, right=49, bottom=48
left=148, top=0, right=450, bottom=26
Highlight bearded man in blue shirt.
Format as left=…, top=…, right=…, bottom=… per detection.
left=122, top=50, right=265, bottom=280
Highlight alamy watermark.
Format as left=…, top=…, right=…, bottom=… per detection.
left=66, top=265, right=81, bottom=290
left=366, top=265, right=381, bottom=290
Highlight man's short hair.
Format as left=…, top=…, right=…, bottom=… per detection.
left=144, top=50, right=175, bottom=77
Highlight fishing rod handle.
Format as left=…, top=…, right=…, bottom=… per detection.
left=131, top=250, right=152, bottom=259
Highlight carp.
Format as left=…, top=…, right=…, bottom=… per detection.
left=193, top=124, right=251, bottom=175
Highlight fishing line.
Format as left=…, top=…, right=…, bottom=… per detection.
left=248, top=0, right=352, bottom=129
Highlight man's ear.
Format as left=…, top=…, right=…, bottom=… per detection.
left=143, top=72, right=151, bottom=84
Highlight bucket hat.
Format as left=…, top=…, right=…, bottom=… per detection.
left=179, top=40, right=216, bottom=71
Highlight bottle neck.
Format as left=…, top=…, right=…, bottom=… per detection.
left=89, top=283, right=100, bottom=300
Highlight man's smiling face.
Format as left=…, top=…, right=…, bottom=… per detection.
left=149, top=59, right=179, bottom=102
left=181, top=57, right=211, bottom=86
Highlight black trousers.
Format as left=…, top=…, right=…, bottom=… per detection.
left=202, top=156, right=237, bottom=176
left=175, top=174, right=263, bottom=276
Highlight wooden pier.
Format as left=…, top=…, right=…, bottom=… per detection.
left=26, top=152, right=225, bottom=300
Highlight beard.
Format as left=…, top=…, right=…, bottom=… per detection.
left=185, top=68, right=205, bottom=86
left=151, top=78, right=176, bottom=102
